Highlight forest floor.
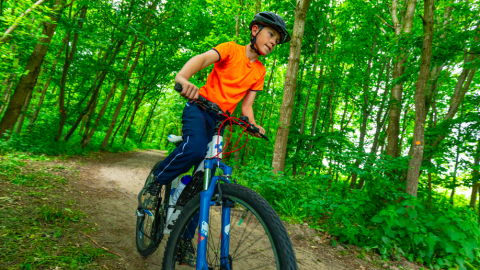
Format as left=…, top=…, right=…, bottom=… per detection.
left=2, top=149, right=427, bottom=269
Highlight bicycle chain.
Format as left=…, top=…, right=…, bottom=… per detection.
left=176, top=171, right=204, bottom=207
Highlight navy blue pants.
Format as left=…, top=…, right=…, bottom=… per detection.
left=154, top=101, right=222, bottom=239
left=154, top=101, right=222, bottom=184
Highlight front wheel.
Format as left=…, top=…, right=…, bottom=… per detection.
left=162, top=183, right=298, bottom=269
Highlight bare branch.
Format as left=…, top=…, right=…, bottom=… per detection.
left=418, top=14, right=425, bottom=23
left=374, top=14, right=395, bottom=29
left=0, top=0, right=46, bottom=44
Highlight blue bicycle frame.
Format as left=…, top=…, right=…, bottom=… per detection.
left=196, top=139, right=233, bottom=269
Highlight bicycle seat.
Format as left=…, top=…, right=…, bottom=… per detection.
left=167, top=134, right=183, bottom=143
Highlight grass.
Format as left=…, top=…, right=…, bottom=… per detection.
left=0, top=152, right=114, bottom=269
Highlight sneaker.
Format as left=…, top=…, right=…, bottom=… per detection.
left=138, top=172, right=161, bottom=210
left=178, top=237, right=196, bottom=267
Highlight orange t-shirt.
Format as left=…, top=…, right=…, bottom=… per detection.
left=199, top=42, right=266, bottom=114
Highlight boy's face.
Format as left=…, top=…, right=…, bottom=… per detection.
left=252, top=25, right=281, bottom=56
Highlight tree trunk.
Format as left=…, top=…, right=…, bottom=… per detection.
left=81, top=35, right=140, bottom=148
left=405, top=0, right=435, bottom=196
left=350, top=36, right=376, bottom=188
left=139, top=97, right=160, bottom=144
left=369, top=61, right=391, bottom=155
left=29, top=79, right=53, bottom=130
left=358, top=63, right=391, bottom=189
left=425, top=49, right=478, bottom=156
left=0, top=0, right=64, bottom=138
left=397, top=105, right=411, bottom=153
left=122, top=84, right=145, bottom=144
left=56, top=6, right=87, bottom=141
left=242, top=146, right=250, bottom=166
left=110, top=97, right=135, bottom=146
left=259, top=54, right=277, bottom=125
left=386, top=0, right=417, bottom=158
left=478, top=188, right=480, bottom=224
left=255, top=0, right=261, bottom=14
left=339, top=84, right=351, bottom=132
left=234, top=150, right=240, bottom=169
left=292, top=35, right=320, bottom=177
left=0, top=73, right=16, bottom=116
left=63, top=39, right=125, bottom=142
left=264, top=101, right=275, bottom=162
left=470, top=140, right=480, bottom=209
left=272, top=0, right=311, bottom=173
left=28, top=37, right=67, bottom=131
left=308, top=25, right=329, bottom=149
left=80, top=90, right=100, bottom=147
left=300, top=35, right=319, bottom=135
left=450, top=147, right=461, bottom=205
left=79, top=114, right=87, bottom=135
left=427, top=172, right=433, bottom=209
left=292, top=58, right=308, bottom=126
left=14, top=90, right=33, bottom=133
left=102, top=38, right=143, bottom=148
left=425, top=4, right=453, bottom=115
left=158, top=121, right=166, bottom=147
left=326, top=79, right=334, bottom=133
left=307, top=66, right=325, bottom=153
left=147, top=117, right=161, bottom=144
left=62, top=0, right=151, bottom=143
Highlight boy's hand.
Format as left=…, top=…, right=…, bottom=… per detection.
left=250, top=125, right=265, bottom=138
left=179, top=81, right=199, bottom=101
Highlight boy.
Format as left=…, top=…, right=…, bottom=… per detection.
left=140, top=11, right=290, bottom=266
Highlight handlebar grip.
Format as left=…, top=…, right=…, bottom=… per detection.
left=174, top=83, right=208, bottom=103
left=173, top=83, right=183, bottom=93
left=247, top=124, right=269, bottom=141
left=174, top=83, right=183, bottom=93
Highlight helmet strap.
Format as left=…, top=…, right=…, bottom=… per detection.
left=249, top=25, right=264, bottom=56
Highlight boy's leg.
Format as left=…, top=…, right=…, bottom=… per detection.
left=154, top=102, right=212, bottom=185
left=181, top=107, right=223, bottom=240
left=155, top=103, right=221, bottom=265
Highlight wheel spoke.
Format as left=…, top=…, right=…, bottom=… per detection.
left=162, top=184, right=296, bottom=269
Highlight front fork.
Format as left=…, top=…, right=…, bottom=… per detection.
left=196, top=159, right=233, bottom=270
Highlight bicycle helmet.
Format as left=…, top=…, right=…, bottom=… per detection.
left=249, top=12, right=290, bottom=55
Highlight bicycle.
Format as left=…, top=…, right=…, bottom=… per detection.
left=137, top=83, right=298, bottom=269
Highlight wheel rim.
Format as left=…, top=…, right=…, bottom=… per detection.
left=172, top=195, right=281, bottom=270
left=138, top=209, right=155, bottom=248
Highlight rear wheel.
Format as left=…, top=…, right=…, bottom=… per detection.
left=136, top=183, right=171, bottom=256
left=162, top=183, right=298, bottom=269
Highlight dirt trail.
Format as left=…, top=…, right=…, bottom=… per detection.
left=72, top=150, right=422, bottom=270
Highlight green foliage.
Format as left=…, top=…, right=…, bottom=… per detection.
left=237, top=155, right=480, bottom=269
left=370, top=201, right=479, bottom=269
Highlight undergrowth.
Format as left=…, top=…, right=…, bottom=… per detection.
left=0, top=152, right=114, bottom=269
left=0, top=114, right=162, bottom=156
left=236, top=159, right=480, bottom=270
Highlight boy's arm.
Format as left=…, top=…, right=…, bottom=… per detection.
left=175, top=50, right=220, bottom=100
left=241, top=90, right=266, bottom=137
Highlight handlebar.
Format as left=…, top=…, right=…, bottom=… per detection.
left=174, top=83, right=224, bottom=115
left=174, top=83, right=269, bottom=141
